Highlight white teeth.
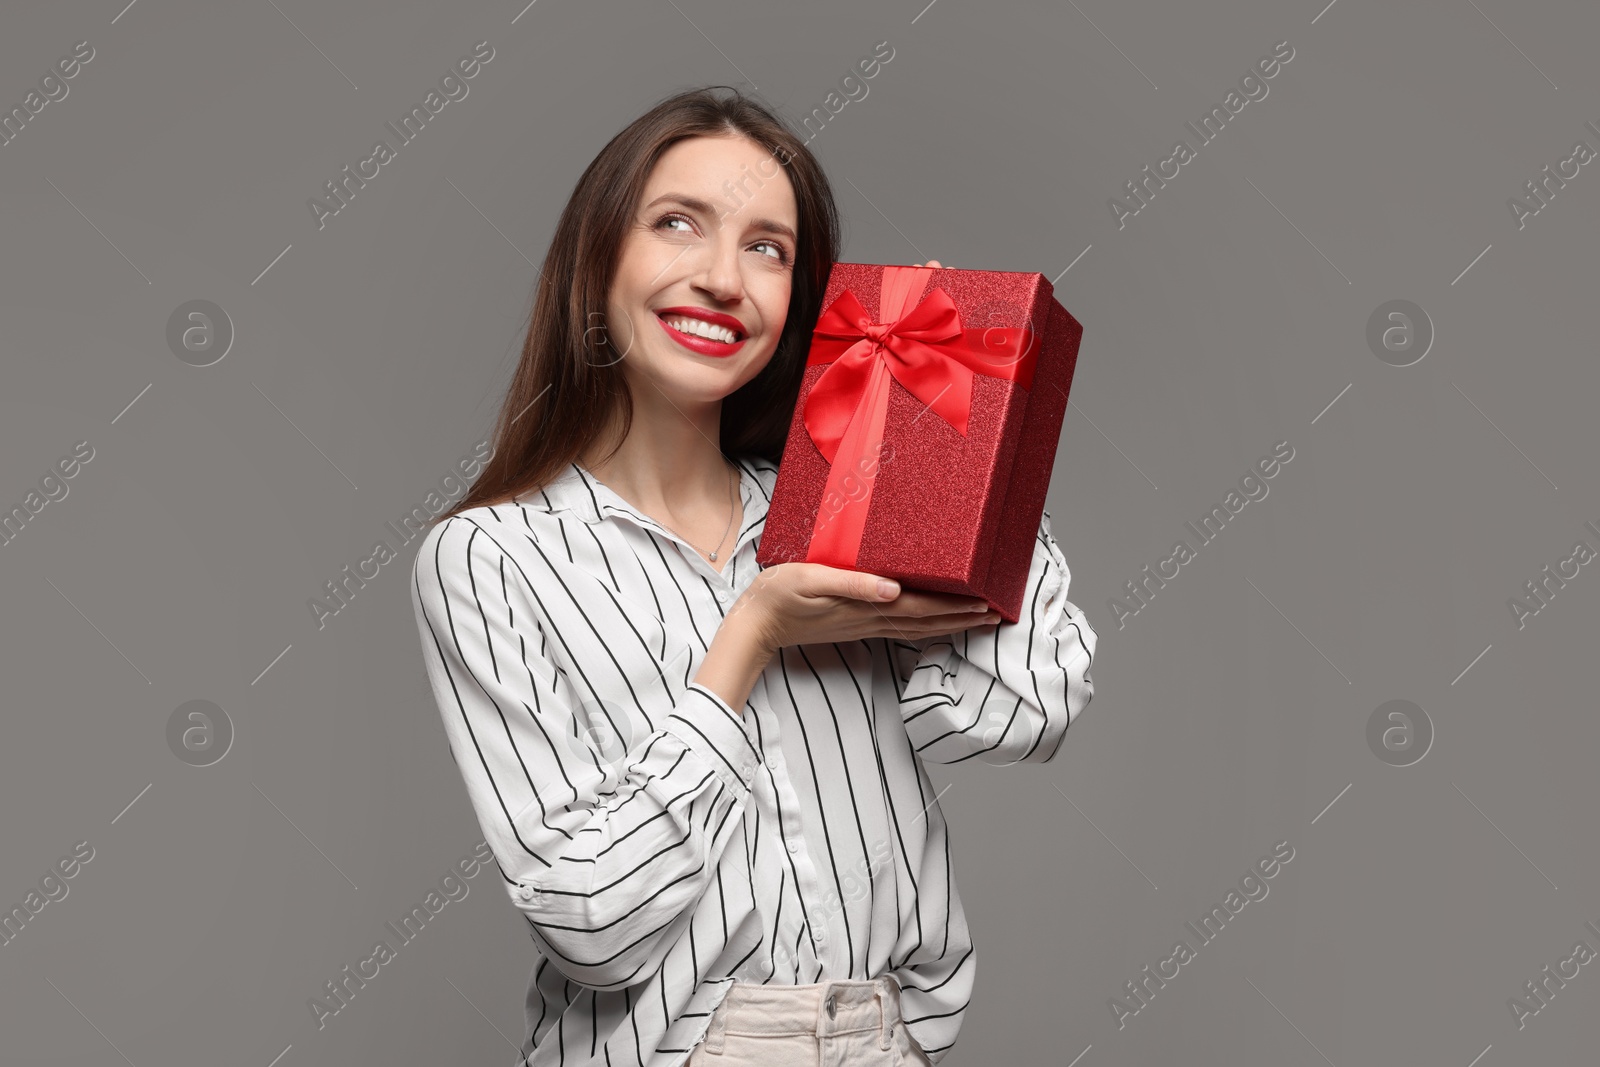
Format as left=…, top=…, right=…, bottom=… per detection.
left=663, top=315, right=739, bottom=344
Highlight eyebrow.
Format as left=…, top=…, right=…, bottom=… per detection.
left=643, top=193, right=798, bottom=244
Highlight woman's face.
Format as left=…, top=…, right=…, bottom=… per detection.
left=603, top=133, right=799, bottom=409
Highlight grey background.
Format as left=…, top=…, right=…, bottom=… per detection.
left=2, top=0, right=1595, bottom=1064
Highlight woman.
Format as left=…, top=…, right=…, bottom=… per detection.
left=412, top=86, right=1097, bottom=1066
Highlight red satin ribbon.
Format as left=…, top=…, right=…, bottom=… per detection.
left=801, top=265, right=1040, bottom=569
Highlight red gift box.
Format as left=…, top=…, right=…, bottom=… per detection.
left=755, top=262, right=1083, bottom=623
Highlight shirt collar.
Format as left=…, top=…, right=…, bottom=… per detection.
left=526, top=459, right=762, bottom=534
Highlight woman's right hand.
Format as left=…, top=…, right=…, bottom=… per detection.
left=727, top=562, right=1001, bottom=656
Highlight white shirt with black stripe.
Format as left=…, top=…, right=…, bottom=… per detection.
left=410, top=457, right=1097, bottom=1065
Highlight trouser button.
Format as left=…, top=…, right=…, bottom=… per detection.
left=825, top=994, right=836, bottom=1019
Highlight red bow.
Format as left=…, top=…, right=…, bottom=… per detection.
left=799, top=265, right=1039, bottom=568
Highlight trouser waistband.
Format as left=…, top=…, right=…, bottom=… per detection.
left=701, top=976, right=903, bottom=1053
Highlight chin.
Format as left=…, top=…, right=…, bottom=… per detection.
left=659, top=340, right=774, bottom=383
left=634, top=359, right=747, bottom=406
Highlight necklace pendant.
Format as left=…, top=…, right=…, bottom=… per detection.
left=708, top=550, right=718, bottom=561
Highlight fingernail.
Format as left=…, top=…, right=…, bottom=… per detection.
left=967, top=601, right=990, bottom=612
left=877, top=579, right=899, bottom=598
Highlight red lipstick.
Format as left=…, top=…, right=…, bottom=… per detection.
left=654, top=306, right=748, bottom=357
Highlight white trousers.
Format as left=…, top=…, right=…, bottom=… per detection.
left=687, top=976, right=935, bottom=1067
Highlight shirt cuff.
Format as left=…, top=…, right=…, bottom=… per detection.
left=665, top=683, right=761, bottom=800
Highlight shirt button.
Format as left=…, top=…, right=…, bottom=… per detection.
left=787, top=840, right=798, bottom=854
left=766, top=756, right=779, bottom=771
left=518, top=883, right=541, bottom=905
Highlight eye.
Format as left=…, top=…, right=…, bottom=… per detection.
left=654, top=212, right=696, bottom=235
left=750, top=239, right=791, bottom=264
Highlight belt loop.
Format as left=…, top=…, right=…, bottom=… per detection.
left=703, top=990, right=729, bottom=1054
left=878, top=977, right=897, bottom=1051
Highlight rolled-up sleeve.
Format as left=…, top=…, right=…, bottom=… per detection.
left=890, top=509, right=1097, bottom=765
left=411, top=515, right=759, bottom=990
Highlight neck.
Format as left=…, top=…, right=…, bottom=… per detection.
left=578, top=391, right=733, bottom=523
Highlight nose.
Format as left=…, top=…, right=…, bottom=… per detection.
left=691, top=227, right=745, bottom=305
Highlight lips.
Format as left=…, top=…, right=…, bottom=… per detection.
left=654, top=306, right=748, bottom=357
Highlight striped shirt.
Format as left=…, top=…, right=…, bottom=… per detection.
left=409, top=456, right=1097, bottom=1066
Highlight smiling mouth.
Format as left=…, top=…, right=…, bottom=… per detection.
left=655, top=312, right=745, bottom=345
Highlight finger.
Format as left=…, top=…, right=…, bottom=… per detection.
left=897, top=605, right=999, bottom=626
left=873, top=608, right=1001, bottom=639
left=881, top=588, right=990, bottom=617
left=801, top=563, right=899, bottom=603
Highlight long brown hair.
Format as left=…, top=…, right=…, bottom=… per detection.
left=435, top=85, right=841, bottom=525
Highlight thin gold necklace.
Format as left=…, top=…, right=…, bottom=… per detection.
left=649, top=460, right=740, bottom=563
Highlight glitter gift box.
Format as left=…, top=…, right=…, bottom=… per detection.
left=755, top=262, right=1083, bottom=623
